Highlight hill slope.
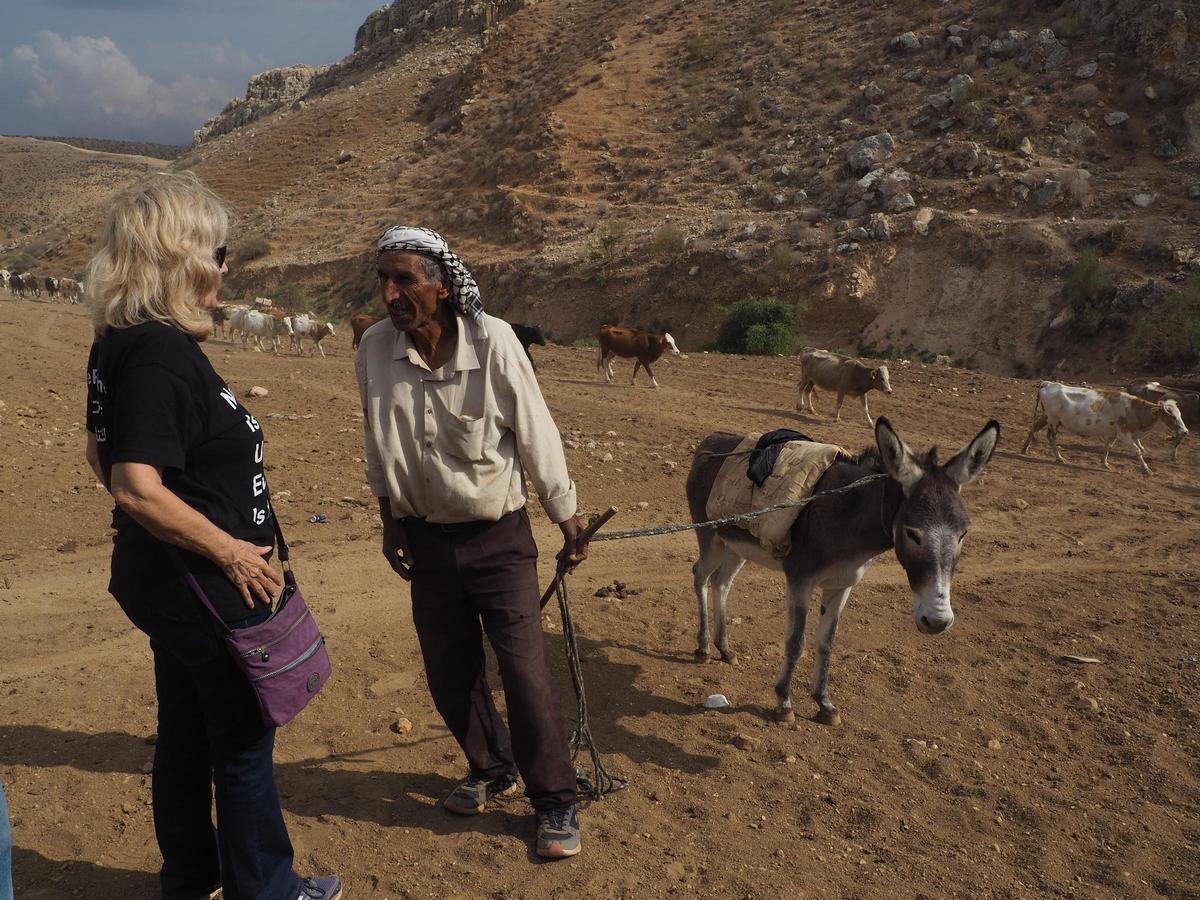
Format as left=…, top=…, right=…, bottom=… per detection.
left=9, top=0, right=1200, bottom=377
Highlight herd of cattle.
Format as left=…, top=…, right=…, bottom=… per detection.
left=211, top=299, right=337, bottom=357
left=4, top=273, right=1192, bottom=473
left=0, top=270, right=84, bottom=303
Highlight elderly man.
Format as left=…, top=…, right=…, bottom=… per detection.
left=355, top=226, right=587, bottom=859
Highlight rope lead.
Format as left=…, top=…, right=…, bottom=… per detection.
left=554, top=558, right=628, bottom=799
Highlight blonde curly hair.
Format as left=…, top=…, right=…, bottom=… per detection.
left=87, top=171, right=228, bottom=339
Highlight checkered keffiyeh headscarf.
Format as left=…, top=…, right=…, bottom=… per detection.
left=376, top=226, right=484, bottom=321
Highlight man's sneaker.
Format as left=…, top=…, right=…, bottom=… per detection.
left=443, top=772, right=519, bottom=815
left=297, top=875, right=342, bottom=900
left=536, top=805, right=581, bottom=858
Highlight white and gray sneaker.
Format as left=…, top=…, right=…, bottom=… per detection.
left=536, top=805, right=581, bottom=859
left=297, top=875, right=343, bottom=900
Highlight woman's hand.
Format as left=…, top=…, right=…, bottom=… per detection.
left=218, top=538, right=284, bottom=608
left=111, top=462, right=283, bottom=609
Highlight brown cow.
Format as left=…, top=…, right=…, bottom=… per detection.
left=798, top=349, right=893, bottom=426
left=597, top=325, right=680, bottom=388
left=351, top=314, right=382, bottom=349
left=210, top=303, right=229, bottom=337
left=58, top=277, right=84, bottom=304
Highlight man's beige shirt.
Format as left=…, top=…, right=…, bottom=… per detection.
left=354, top=313, right=577, bottom=524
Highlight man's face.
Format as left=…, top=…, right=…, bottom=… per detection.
left=378, top=251, right=449, bottom=333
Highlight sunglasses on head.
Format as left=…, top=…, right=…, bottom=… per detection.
left=214, top=245, right=227, bottom=267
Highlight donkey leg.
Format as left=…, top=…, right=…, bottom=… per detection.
left=772, top=576, right=813, bottom=723
left=711, top=554, right=746, bottom=664
left=811, top=587, right=853, bottom=725
left=691, top=536, right=723, bottom=660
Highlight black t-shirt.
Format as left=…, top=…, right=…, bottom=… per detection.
left=86, top=321, right=275, bottom=623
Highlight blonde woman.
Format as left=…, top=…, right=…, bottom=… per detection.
left=84, top=173, right=342, bottom=900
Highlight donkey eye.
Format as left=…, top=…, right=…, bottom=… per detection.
left=958, top=529, right=969, bottom=543
left=904, top=527, right=923, bottom=545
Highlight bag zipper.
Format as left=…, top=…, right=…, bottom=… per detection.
left=240, top=608, right=312, bottom=659
left=251, top=636, right=325, bottom=682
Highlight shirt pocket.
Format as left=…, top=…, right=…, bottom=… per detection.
left=443, top=412, right=486, bottom=461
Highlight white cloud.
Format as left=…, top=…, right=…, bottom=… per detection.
left=0, top=30, right=248, bottom=143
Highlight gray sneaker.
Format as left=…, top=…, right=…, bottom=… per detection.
left=536, top=805, right=581, bottom=858
left=443, top=772, right=519, bottom=815
left=296, top=876, right=342, bottom=900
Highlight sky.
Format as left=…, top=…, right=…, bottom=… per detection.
left=0, top=0, right=388, bottom=145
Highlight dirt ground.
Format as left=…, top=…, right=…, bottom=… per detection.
left=1, top=299, right=1197, bottom=899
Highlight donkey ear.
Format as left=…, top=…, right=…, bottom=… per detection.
left=944, top=419, right=1000, bottom=488
left=875, top=417, right=923, bottom=495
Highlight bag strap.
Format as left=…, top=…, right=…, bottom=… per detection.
left=272, top=509, right=290, bottom=567
left=169, top=558, right=234, bottom=634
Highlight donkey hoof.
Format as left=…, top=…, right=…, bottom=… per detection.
left=717, top=648, right=738, bottom=665
left=693, top=648, right=710, bottom=662
left=814, top=708, right=842, bottom=727
left=774, top=708, right=796, bottom=724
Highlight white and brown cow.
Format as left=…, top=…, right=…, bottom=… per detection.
left=597, top=325, right=680, bottom=388
left=798, top=349, right=892, bottom=426
left=285, top=314, right=336, bottom=357
left=1021, top=381, right=1187, bottom=475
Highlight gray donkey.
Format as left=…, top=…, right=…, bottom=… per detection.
left=686, top=418, right=999, bottom=725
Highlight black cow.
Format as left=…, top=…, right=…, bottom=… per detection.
left=511, top=323, right=547, bottom=372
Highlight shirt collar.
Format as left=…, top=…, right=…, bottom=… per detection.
left=392, top=314, right=482, bottom=378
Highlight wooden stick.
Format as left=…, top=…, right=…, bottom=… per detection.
left=539, top=506, right=618, bottom=610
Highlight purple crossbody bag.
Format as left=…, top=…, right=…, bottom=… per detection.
left=174, top=514, right=332, bottom=728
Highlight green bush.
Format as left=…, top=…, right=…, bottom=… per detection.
left=1065, top=249, right=1110, bottom=335
left=1133, top=278, right=1200, bottom=368
left=744, top=322, right=794, bottom=355
left=717, top=297, right=796, bottom=355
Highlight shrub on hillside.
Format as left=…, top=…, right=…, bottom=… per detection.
left=651, top=223, right=685, bottom=257
left=1065, top=249, right=1111, bottom=335
left=591, top=220, right=628, bottom=262
left=717, top=297, right=796, bottom=355
left=274, top=281, right=307, bottom=313
left=6, top=252, right=35, bottom=272
left=236, top=237, right=271, bottom=262
left=1133, top=278, right=1200, bottom=369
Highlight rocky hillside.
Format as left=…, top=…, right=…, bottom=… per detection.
left=15, top=0, right=1200, bottom=377
left=0, top=137, right=166, bottom=271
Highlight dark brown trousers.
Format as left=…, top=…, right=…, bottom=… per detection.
left=403, top=507, right=577, bottom=811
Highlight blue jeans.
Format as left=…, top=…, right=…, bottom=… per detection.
left=0, top=778, right=12, bottom=900
left=130, top=609, right=299, bottom=900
